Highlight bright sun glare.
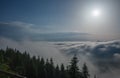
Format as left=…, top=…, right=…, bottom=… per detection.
left=92, top=9, right=101, bottom=16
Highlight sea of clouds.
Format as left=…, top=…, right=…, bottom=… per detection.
left=0, top=37, right=120, bottom=78
left=55, top=40, right=120, bottom=78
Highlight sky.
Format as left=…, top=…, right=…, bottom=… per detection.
left=0, top=0, right=120, bottom=41
left=0, top=0, right=120, bottom=78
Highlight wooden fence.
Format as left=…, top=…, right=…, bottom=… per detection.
left=0, top=69, right=26, bottom=78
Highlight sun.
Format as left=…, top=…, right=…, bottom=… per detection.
left=92, top=9, right=101, bottom=17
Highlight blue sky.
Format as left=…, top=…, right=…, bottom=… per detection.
left=0, top=0, right=74, bottom=25
left=0, top=0, right=120, bottom=41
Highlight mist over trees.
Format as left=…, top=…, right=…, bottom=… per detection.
left=0, top=48, right=93, bottom=78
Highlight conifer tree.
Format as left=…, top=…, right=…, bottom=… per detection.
left=0, top=48, right=93, bottom=78
left=60, top=64, right=66, bottom=78
left=94, top=75, right=96, bottom=78
left=82, top=63, right=90, bottom=78
left=55, top=65, right=60, bottom=78
left=68, top=55, right=80, bottom=78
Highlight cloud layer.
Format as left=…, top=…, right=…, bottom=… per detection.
left=55, top=40, right=120, bottom=78
left=0, top=21, right=91, bottom=41
left=0, top=32, right=120, bottom=78
left=0, top=21, right=33, bottom=40
left=0, top=37, right=68, bottom=65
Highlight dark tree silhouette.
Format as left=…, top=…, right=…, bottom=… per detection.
left=60, top=64, right=67, bottom=78
left=94, top=75, right=97, bottom=78
left=0, top=48, right=93, bottom=78
left=68, top=55, right=81, bottom=78
left=82, top=63, right=90, bottom=78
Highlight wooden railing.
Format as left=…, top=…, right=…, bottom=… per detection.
left=0, top=69, right=26, bottom=78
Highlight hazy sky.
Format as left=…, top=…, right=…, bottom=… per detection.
left=0, top=1, right=120, bottom=77
left=0, top=0, right=120, bottom=41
